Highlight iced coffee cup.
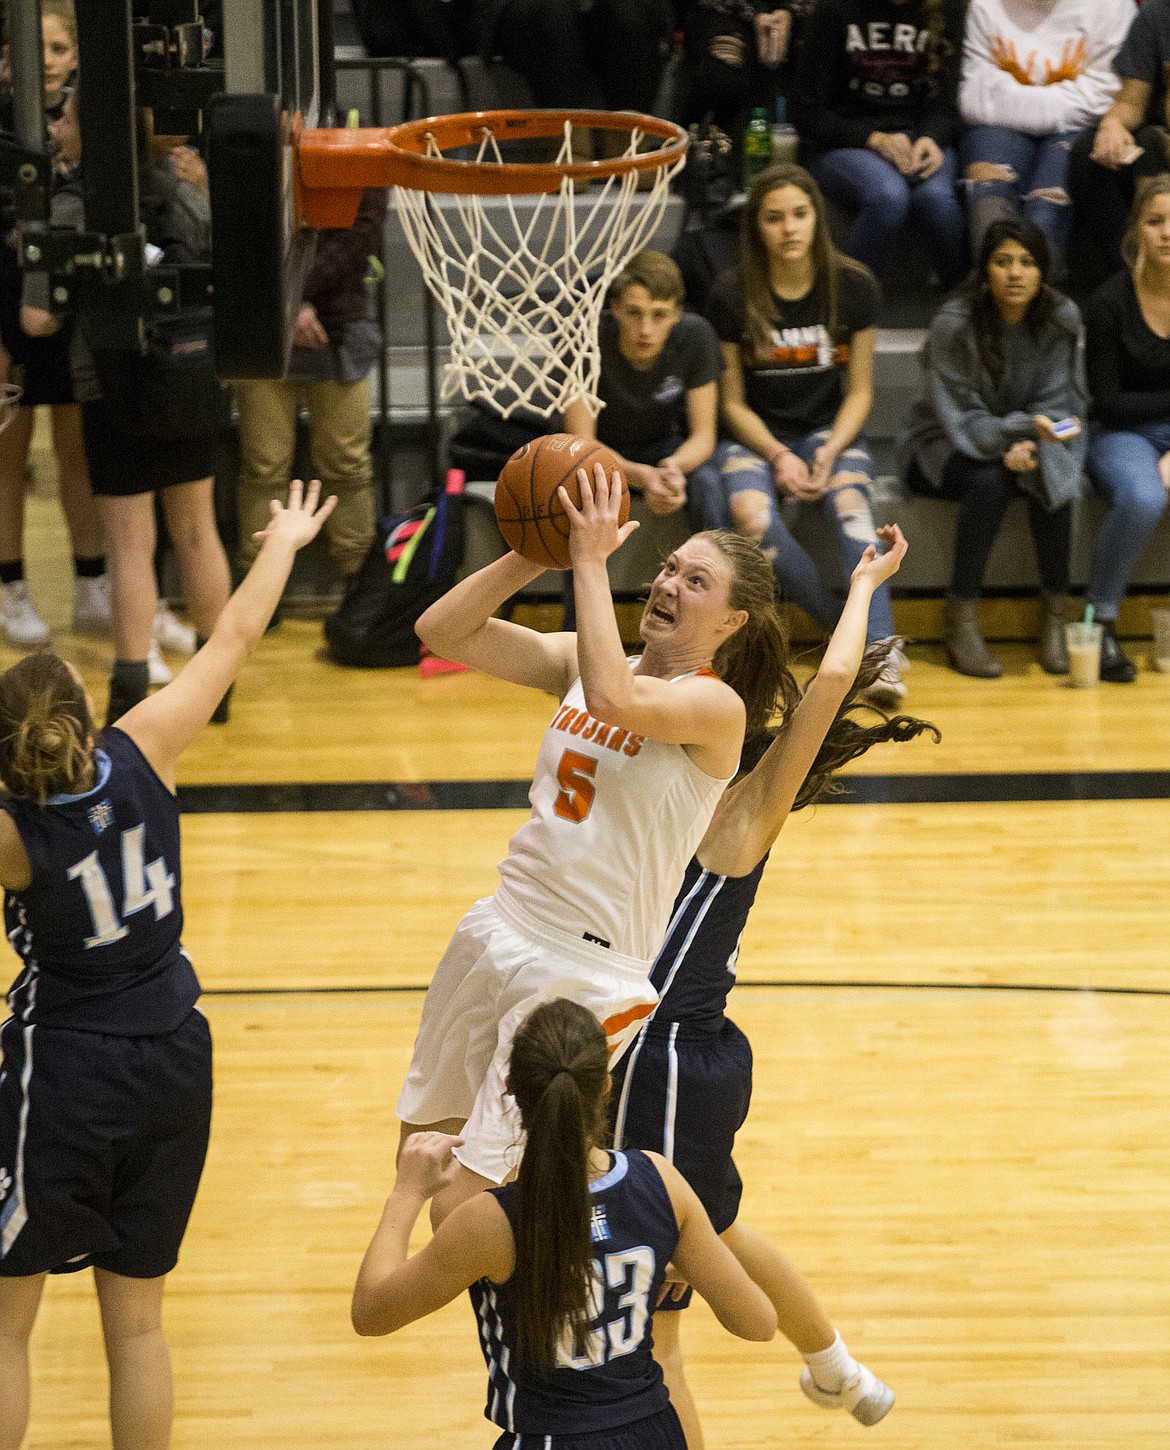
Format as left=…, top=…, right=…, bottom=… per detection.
left=1066, top=622, right=1103, bottom=688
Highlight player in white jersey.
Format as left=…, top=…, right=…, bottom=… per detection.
left=399, top=466, right=792, bottom=1220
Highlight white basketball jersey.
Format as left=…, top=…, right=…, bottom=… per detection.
left=496, top=666, right=733, bottom=963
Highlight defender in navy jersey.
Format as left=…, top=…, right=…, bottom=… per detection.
left=0, top=480, right=335, bottom=1450
left=354, top=999, right=776, bottom=1449
left=610, top=526, right=938, bottom=1438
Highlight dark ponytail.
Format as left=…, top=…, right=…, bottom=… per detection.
left=739, top=639, right=940, bottom=808
left=507, top=999, right=610, bottom=1376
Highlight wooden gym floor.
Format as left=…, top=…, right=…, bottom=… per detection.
left=8, top=443, right=1170, bottom=1449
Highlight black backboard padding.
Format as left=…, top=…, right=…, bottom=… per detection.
left=208, top=91, right=314, bottom=378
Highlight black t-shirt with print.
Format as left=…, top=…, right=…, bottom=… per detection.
left=1113, top=0, right=1170, bottom=128
left=790, top=0, right=965, bottom=153
left=594, top=310, right=724, bottom=455
left=706, top=265, right=879, bottom=438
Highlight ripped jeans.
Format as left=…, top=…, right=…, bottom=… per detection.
left=960, top=126, right=1082, bottom=259
left=716, top=434, right=894, bottom=641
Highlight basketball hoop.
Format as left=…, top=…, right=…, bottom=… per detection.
left=0, top=383, right=23, bottom=433
left=296, top=110, right=688, bottom=419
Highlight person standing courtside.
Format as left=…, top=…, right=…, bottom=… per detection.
left=234, top=187, right=386, bottom=604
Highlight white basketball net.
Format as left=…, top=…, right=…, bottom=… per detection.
left=393, top=122, right=684, bottom=420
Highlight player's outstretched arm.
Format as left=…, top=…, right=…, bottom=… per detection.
left=649, top=1153, right=777, bottom=1342
left=116, top=480, right=336, bottom=788
left=698, top=525, right=907, bottom=877
left=351, top=1133, right=511, bottom=1336
left=415, top=552, right=579, bottom=696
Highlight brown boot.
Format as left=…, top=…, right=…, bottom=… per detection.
left=1039, top=593, right=1070, bottom=674
left=944, top=595, right=1002, bottom=678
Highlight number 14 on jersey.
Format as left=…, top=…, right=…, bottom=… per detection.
left=67, top=824, right=176, bottom=949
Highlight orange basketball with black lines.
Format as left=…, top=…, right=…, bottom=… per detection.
left=494, top=434, right=628, bottom=570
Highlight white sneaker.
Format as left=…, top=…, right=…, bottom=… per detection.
left=1, top=580, right=50, bottom=647
left=72, top=573, right=112, bottom=633
left=153, top=604, right=197, bottom=655
left=859, top=640, right=908, bottom=710
left=148, top=639, right=174, bottom=687
left=800, top=1362, right=895, bottom=1426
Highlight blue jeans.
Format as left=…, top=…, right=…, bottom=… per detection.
left=960, top=125, right=1081, bottom=257
left=808, top=138, right=967, bottom=288
left=715, top=434, right=895, bottom=642
left=1085, top=423, right=1170, bottom=620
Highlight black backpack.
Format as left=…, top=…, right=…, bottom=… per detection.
left=323, top=471, right=466, bottom=668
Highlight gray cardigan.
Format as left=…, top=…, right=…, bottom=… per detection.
left=897, top=294, right=1087, bottom=511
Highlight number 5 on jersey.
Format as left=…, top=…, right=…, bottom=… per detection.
left=67, top=824, right=177, bottom=949
left=554, top=749, right=598, bottom=824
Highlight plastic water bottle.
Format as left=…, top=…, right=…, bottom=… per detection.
left=743, top=107, right=773, bottom=190
left=771, top=97, right=799, bottom=166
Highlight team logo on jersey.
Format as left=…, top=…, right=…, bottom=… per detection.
left=590, top=1204, right=612, bottom=1243
left=88, top=799, right=115, bottom=834
left=652, top=375, right=684, bottom=405
left=550, top=704, right=645, bottom=756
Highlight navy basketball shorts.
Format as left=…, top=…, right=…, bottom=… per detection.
left=609, top=1016, right=753, bottom=1242
left=491, top=1405, right=687, bottom=1450
left=0, top=1007, right=212, bottom=1278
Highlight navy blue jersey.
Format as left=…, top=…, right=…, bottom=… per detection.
left=470, top=1149, right=679, bottom=1436
left=649, top=854, right=769, bottom=1030
left=3, top=728, right=198, bottom=1035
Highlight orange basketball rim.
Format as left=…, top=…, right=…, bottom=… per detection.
left=295, top=109, right=689, bottom=228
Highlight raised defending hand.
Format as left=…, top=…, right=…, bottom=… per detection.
left=561, top=463, right=639, bottom=567
left=252, top=478, right=338, bottom=550
left=849, top=523, right=907, bottom=588
left=395, top=1131, right=466, bottom=1202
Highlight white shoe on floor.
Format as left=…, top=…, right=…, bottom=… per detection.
left=148, top=639, right=174, bottom=687
left=154, top=604, right=197, bottom=655
left=859, top=640, right=908, bottom=710
left=1, top=580, right=50, bottom=647
left=72, top=573, right=112, bottom=633
left=800, top=1362, right=895, bottom=1426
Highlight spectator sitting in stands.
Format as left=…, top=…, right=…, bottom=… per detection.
left=234, top=187, right=387, bottom=605
left=481, top=0, right=675, bottom=119
left=1066, top=0, right=1170, bottom=293
left=899, top=217, right=1085, bottom=679
left=678, top=2, right=808, bottom=142
left=562, top=250, right=724, bottom=626
left=789, top=0, right=968, bottom=292
left=705, top=162, right=907, bottom=706
left=959, top=0, right=1136, bottom=264
left=1079, top=175, right=1170, bottom=684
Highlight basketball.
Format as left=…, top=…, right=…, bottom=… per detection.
left=494, top=434, right=628, bottom=570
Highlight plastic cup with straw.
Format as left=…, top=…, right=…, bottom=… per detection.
left=1066, top=603, right=1103, bottom=688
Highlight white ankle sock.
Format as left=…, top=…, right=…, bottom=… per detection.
left=802, top=1330, right=857, bottom=1392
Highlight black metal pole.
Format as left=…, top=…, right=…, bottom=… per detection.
left=315, top=0, right=336, bottom=127
left=74, top=0, right=139, bottom=241
left=9, top=0, right=46, bottom=154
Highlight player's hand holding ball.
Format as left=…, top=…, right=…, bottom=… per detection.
left=560, top=462, right=639, bottom=570
left=494, top=433, right=630, bottom=569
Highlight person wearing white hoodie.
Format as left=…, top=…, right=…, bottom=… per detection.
left=959, top=0, right=1136, bottom=258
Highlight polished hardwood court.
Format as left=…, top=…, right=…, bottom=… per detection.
left=9, top=471, right=1170, bottom=1449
